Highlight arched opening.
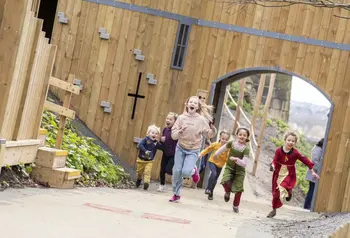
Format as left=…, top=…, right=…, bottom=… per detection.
left=204, top=67, right=334, bottom=211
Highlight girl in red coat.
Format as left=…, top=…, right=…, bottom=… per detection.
left=267, top=132, right=320, bottom=218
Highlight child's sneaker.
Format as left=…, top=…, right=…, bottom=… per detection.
left=136, top=179, right=141, bottom=188
left=169, top=195, right=181, bottom=203
left=208, top=191, right=213, bottom=200
left=233, top=206, right=239, bottom=213
left=286, top=190, right=292, bottom=201
left=143, top=183, right=149, bottom=190
left=205, top=189, right=210, bottom=194
left=224, top=192, right=230, bottom=202
left=192, top=168, right=200, bottom=183
left=157, top=185, right=165, bottom=192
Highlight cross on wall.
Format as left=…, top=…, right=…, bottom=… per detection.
left=127, top=72, right=145, bottom=119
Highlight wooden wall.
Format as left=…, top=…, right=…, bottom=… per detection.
left=51, top=0, right=350, bottom=212
left=0, top=0, right=57, bottom=141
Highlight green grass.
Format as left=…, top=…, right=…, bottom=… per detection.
left=41, top=110, right=130, bottom=187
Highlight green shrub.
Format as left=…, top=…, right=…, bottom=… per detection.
left=276, top=119, right=289, bottom=133
left=266, top=118, right=273, bottom=126
left=270, top=137, right=284, bottom=147
left=41, top=111, right=130, bottom=187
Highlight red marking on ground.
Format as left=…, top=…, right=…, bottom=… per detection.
left=84, top=203, right=191, bottom=224
left=141, top=213, right=191, bottom=224
left=84, top=203, right=132, bottom=215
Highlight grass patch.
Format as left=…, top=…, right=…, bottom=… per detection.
left=41, top=111, right=130, bottom=187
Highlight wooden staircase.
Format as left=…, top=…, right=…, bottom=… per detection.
left=31, top=147, right=81, bottom=189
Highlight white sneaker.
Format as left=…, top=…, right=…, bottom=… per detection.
left=157, top=185, right=164, bottom=192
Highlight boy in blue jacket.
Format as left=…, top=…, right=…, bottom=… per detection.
left=136, top=124, right=161, bottom=190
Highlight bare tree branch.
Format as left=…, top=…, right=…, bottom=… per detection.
left=217, top=0, right=350, bottom=19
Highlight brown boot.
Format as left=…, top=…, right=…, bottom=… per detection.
left=267, top=209, right=276, bottom=218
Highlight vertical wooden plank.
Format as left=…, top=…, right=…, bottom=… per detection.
left=106, top=8, right=138, bottom=153
left=13, top=19, right=43, bottom=139
left=78, top=4, right=107, bottom=122
left=94, top=7, right=124, bottom=137
left=0, top=12, right=35, bottom=139
left=69, top=1, right=90, bottom=111
left=233, top=80, right=245, bottom=133
left=87, top=6, right=116, bottom=131
left=56, top=74, right=74, bottom=148
left=253, top=74, right=275, bottom=176
left=0, top=0, right=29, bottom=131
left=60, top=0, right=82, bottom=89
left=35, top=45, right=57, bottom=138
left=251, top=74, right=266, bottom=129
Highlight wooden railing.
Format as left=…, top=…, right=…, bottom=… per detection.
left=225, top=74, right=276, bottom=176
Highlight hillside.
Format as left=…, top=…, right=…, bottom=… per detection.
left=289, top=100, right=330, bottom=142
left=219, top=107, right=314, bottom=207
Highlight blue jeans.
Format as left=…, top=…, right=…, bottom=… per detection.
left=172, top=144, right=199, bottom=196
left=304, top=181, right=315, bottom=210
left=206, top=162, right=222, bottom=192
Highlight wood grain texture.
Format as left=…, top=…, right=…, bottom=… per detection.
left=51, top=0, right=350, bottom=212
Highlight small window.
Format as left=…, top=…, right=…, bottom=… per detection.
left=171, top=23, right=191, bottom=70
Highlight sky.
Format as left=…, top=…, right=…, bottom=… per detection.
left=291, top=76, right=331, bottom=107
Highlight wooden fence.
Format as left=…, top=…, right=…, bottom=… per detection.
left=0, top=0, right=79, bottom=172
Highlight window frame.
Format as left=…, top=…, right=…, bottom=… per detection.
left=170, top=22, right=192, bottom=70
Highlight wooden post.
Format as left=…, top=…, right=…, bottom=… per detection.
left=233, top=79, right=246, bottom=133
left=55, top=74, right=74, bottom=149
left=252, top=74, right=276, bottom=176
left=251, top=74, right=266, bottom=130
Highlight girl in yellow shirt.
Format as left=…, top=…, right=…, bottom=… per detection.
left=199, top=131, right=230, bottom=200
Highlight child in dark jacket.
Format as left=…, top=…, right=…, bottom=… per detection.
left=157, top=112, right=178, bottom=192
left=136, top=124, right=161, bottom=190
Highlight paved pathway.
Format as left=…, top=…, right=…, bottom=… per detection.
left=0, top=182, right=319, bottom=238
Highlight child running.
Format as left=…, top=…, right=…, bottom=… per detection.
left=199, top=130, right=230, bottom=200
left=157, top=112, right=178, bottom=192
left=267, top=132, right=320, bottom=218
left=169, top=96, right=217, bottom=202
left=214, top=127, right=250, bottom=213
left=136, top=124, right=161, bottom=190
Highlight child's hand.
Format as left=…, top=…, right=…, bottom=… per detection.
left=179, top=125, right=187, bottom=132
left=270, top=163, right=275, bottom=172
left=311, top=169, right=320, bottom=179
left=160, top=136, right=166, bottom=142
left=230, top=156, right=238, bottom=161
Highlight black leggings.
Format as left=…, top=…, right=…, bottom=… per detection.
left=160, top=155, right=174, bottom=185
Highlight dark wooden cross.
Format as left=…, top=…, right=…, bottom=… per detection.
left=127, top=73, right=145, bottom=119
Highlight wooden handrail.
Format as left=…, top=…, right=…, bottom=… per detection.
left=226, top=89, right=257, bottom=146
left=224, top=104, right=255, bottom=162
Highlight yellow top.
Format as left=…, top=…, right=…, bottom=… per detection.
left=200, top=142, right=229, bottom=168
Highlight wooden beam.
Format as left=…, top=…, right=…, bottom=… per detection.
left=233, top=79, right=246, bottom=133
left=252, top=74, right=276, bottom=176
left=2, top=139, right=41, bottom=167
left=55, top=74, right=74, bottom=149
left=49, top=76, right=80, bottom=95
left=35, top=45, right=57, bottom=138
left=0, top=0, right=29, bottom=130
left=251, top=74, right=266, bottom=130
left=44, top=101, right=75, bottom=119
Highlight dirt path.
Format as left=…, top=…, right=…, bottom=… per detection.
left=0, top=184, right=322, bottom=238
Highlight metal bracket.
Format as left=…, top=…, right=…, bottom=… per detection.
left=73, top=79, right=83, bottom=90
left=146, top=73, right=157, bottom=85
left=98, top=27, right=110, bottom=40
left=57, top=12, right=68, bottom=24
left=100, top=101, right=112, bottom=113
left=133, top=48, right=145, bottom=61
